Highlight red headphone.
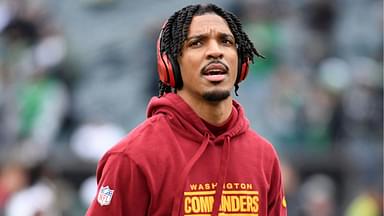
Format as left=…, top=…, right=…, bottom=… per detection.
left=157, top=22, right=250, bottom=88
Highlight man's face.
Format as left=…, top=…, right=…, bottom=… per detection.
left=178, top=13, right=238, bottom=102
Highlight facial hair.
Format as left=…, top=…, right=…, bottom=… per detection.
left=202, top=90, right=231, bottom=102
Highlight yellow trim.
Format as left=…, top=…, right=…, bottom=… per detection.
left=185, top=214, right=258, bottom=216
left=184, top=190, right=259, bottom=196
left=184, top=191, right=216, bottom=196
left=223, top=191, right=259, bottom=195
left=184, top=215, right=211, bottom=216
left=218, top=214, right=258, bottom=216
left=282, top=196, right=287, bottom=208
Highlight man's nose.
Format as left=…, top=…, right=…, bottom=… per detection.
left=206, top=41, right=224, bottom=59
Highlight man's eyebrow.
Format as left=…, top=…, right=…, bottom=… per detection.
left=220, top=33, right=235, bottom=40
left=185, top=34, right=206, bottom=41
left=186, top=32, right=234, bottom=41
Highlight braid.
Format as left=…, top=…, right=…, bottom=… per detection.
left=158, top=3, right=263, bottom=96
left=158, top=81, right=171, bottom=97
left=209, top=5, right=264, bottom=62
left=161, top=6, right=198, bottom=60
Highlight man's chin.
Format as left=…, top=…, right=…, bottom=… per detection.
left=202, top=90, right=231, bottom=102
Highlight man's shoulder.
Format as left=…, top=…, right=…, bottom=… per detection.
left=107, top=114, right=172, bottom=155
left=245, top=129, right=271, bottom=144
left=245, top=129, right=278, bottom=151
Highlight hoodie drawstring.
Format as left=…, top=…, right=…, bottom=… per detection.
left=171, top=133, right=211, bottom=216
left=211, top=136, right=231, bottom=216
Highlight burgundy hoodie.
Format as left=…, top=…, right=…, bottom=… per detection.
left=86, top=93, right=287, bottom=216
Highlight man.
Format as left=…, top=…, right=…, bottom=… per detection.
left=86, top=3, right=287, bottom=216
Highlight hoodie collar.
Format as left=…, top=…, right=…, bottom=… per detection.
left=147, top=93, right=249, bottom=142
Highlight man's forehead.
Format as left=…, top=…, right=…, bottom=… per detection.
left=188, top=14, right=232, bottom=36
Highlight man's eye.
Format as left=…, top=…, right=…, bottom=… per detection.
left=222, top=39, right=234, bottom=46
left=189, top=40, right=202, bottom=47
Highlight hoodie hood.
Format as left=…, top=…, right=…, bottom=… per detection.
left=147, top=93, right=249, bottom=142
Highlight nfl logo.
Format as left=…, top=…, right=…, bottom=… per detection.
left=97, top=186, right=114, bottom=206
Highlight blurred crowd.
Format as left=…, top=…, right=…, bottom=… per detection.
left=0, top=0, right=382, bottom=215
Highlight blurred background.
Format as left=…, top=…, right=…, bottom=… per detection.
left=0, top=0, right=382, bottom=215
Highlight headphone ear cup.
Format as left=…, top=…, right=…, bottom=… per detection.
left=157, top=36, right=176, bottom=87
left=240, top=61, right=249, bottom=81
left=237, top=58, right=250, bottom=83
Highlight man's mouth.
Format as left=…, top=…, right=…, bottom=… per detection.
left=201, top=62, right=228, bottom=82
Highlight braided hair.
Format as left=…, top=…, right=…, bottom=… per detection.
left=158, top=3, right=263, bottom=97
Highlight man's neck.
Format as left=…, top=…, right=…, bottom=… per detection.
left=177, top=92, right=233, bottom=126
